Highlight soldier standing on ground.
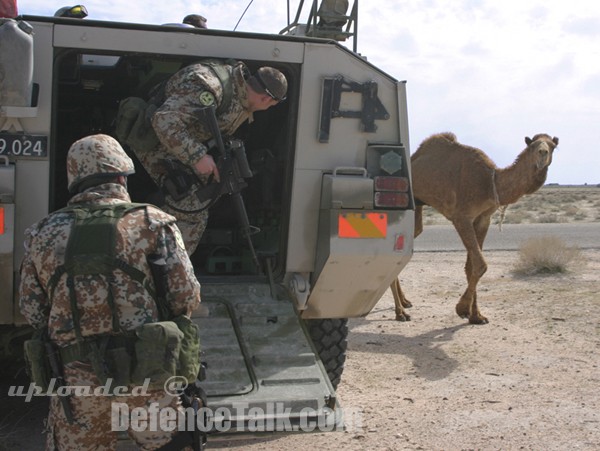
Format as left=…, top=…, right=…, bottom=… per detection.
left=19, top=134, right=202, bottom=450
left=131, top=60, right=287, bottom=255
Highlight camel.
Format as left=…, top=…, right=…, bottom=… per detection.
left=392, top=132, right=559, bottom=324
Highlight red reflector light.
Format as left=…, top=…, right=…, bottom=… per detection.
left=375, top=192, right=409, bottom=208
left=374, top=176, right=409, bottom=192
left=394, top=234, right=404, bottom=251
left=0, top=207, right=4, bottom=235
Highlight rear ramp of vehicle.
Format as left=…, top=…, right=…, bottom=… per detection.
left=193, top=283, right=339, bottom=432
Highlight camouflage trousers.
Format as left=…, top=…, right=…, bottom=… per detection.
left=45, top=361, right=190, bottom=451
left=132, top=144, right=210, bottom=255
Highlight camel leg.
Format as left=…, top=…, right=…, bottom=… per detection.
left=414, top=204, right=424, bottom=238
left=453, top=217, right=489, bottom=324
left=467, top=214, right=492, bottom=323
left=391, top=205, right=423, bottom=321
left=392, top=278, right=411, bottom=321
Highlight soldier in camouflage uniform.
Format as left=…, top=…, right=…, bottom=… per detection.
left=133, top=60, right=287, bottom=255
left=19, top=134, right=202, bottom=450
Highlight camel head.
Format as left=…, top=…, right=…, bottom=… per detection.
left=524, top=134, right=559, bottom=171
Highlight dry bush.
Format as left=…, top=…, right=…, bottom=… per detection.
left=538, top=213, right=562, bottom=223
left=499, top=210, right=532, bottom=224
left=513, top=235, right=582, bottom=275
left=564, top=205, right=579, bottom=216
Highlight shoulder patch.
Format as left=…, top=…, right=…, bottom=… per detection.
left=199, top=91, right=215, bottom=106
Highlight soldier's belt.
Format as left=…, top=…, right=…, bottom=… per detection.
left=59, top=334, right=134, bottom=364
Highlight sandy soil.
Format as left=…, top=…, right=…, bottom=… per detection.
left=2, top=250, right=599, bottom=450
left=2, top=186, right=599, bottom=450
left=216, top=248, right=600, bottom=450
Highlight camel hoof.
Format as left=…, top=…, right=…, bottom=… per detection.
left=456, top=309, right=469, bottom=319
left=395, top=313, right=411, bottom=322
left=468, top=316, right=489, bottom=325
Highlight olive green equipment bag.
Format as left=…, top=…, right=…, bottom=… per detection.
left=146, top=254, right=201, bottom=384
left=130, top=316, right=200, bottom=388
left=131, top=321, right=183, bottom=387
left=115, top=96, right=160, bottom=151
left=173, top=314, right=201, bottom=382
left=23, top=330, right=51, bottom=391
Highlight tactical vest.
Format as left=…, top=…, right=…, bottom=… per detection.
left=115, top=59, right=235, bottom=151
left=47, top=202, right=158, bottom=339
left=204, top=58, right=236, bottom=115
left=149, top=59, right=236, bottom=116
left=41, top=202, right=200, bottom=386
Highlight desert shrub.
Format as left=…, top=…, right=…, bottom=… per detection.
left=538, top=214, right=559, bottom=223
left=561, top=195, right=577, bottom=203
left=564, top=205, right=579, bottom=216
left=513, top=235, right=581, bottom=275
left=500, top=210, right=531, bottom=224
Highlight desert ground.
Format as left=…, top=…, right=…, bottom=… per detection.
left=1, top=185, right=599, bottom=450
left=215, top=185, right=600, bottom=450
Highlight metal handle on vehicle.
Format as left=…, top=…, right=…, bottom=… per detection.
left=332, top=166, right=367, bottom=177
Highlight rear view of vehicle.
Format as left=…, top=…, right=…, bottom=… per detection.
left=0, top=1, right=414, bottom=435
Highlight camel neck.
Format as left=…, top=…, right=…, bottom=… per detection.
left=495, top=163, right=547, bottom=206
left=491, top=169, right=500, bottom=206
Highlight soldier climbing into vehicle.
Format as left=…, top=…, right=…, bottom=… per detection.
left=116, top=59, right=288, bottom=259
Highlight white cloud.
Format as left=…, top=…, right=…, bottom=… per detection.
left=14, top=0, right=600, bottom=183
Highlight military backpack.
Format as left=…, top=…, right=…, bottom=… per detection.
left=24, top=202, right=201, bottom=389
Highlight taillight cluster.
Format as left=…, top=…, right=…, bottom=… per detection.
left=374, top=176, right=410, bottom=208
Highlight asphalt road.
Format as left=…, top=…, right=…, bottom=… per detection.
left=414, top=222, right=600, bottom=252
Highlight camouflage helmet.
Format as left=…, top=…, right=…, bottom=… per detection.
left=251, top=67, right=288, bottom=102
left=67, top=134, right=135, bottom=193
left=54, top=5, right=88, bottom=18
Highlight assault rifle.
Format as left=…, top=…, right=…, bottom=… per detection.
left=158, top=106, right=261, bottom=273
left=200, top=105, right=261, bottom=273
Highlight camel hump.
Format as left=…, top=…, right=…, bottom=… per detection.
left=422, top=132, right=457, bottom=144
left=413, top=132, right=459, bottom=159
left=437, top=132, right=457, bottom=142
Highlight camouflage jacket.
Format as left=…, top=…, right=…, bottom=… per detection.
left=151, top=61, right=252, bottom=170
left=19, top=183, right=201, bottom=345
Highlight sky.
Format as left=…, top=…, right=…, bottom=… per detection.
left=14, top=0, right=600, bottom=185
